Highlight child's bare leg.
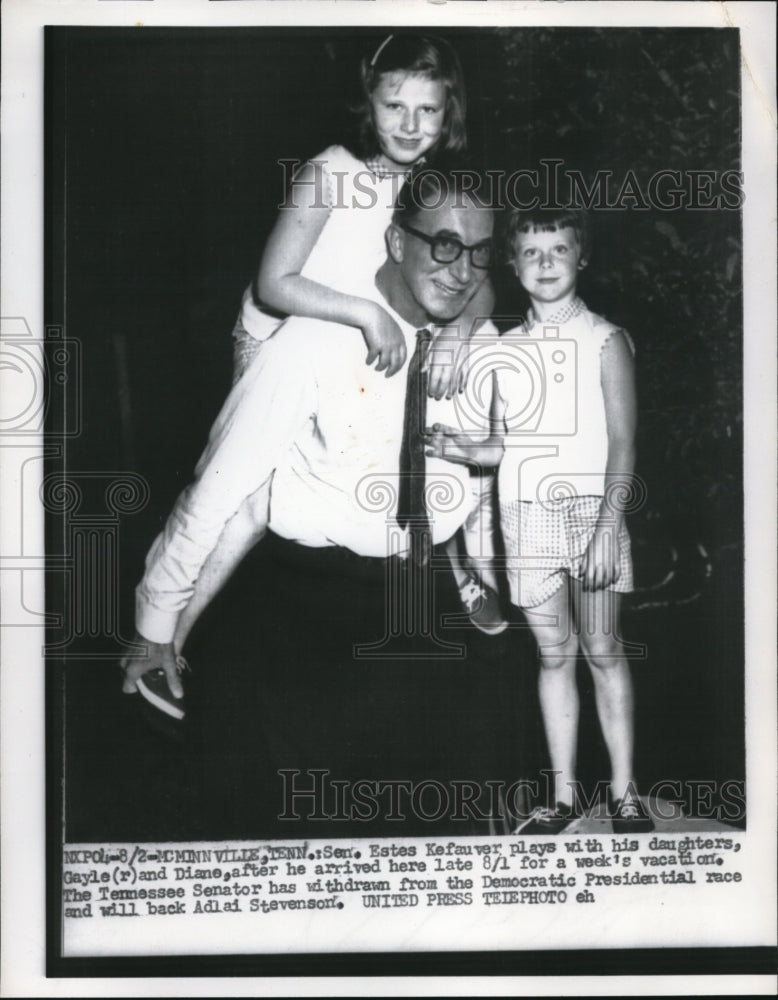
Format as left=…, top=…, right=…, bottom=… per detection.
left=462, top=473, right=499, bottom=591
left=173, top=480, right=270, bottom=652
left=448, top=475, right=506, bottom=635
left=444, top=532, right=469, bottom=588
left=523, top=584, right=580, bottom=808
left=572, top=585, right=634, bottom=801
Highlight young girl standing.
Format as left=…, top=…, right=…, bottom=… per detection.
left=129, top=34, right=502, bottom=716
left=427, top=207, right=653, bottom=833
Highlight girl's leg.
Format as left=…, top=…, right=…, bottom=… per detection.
left=462, top=472, right=499, bottom=592
left=446, top=475, right=506, bottom=634
left=444, top=532, right=469, bottom=589
left=571, top=584, right=635, bottom=802
left=445, top=275, right=497, bottom=593
left=523, top=583, right=580, bottom=809
left=173, top=478, right=270, bottom=653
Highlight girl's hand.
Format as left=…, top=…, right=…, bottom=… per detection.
left=578, top=523, right=621, bottom=591
left=362, top=304, right=407, bottom=377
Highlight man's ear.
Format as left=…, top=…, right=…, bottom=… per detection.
left=578, top=257, right=588, bottom=270
left=385, top=223, right=405, bottom=264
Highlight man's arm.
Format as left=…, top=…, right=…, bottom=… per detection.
left=121, top=332, right=314, bottom=689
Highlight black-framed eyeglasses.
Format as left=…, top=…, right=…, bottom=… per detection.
left=400, top=224, right=492, bottom=269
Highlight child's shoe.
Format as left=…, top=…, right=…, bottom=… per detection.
left=135, top=655, right=189, bottom=721
left=457, top=572, right=508, bottom=635
left=609, top=793, right=654, bottom=833
left=514, top=802, right=578, bottom=835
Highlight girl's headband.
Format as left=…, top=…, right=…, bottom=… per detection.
left=369, top=34, right=394, bottom=67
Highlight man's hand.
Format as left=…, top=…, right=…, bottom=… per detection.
left=578, top=523, right=622, bottom=591
left=426, top=329, right=467, bottom=400
left=424, top=423, right=503, bottom=469
left=362, top=304, right=407, bottom=377
left=120, top=632, right=184, bottom=698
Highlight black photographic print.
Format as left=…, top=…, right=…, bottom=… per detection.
left=1, top=1, right=775, bottom=995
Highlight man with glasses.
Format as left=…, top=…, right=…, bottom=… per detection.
left=399, top=221, right=493, bottom=270
left=122, top=167, right=527, bottom=837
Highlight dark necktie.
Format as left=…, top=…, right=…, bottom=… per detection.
left=397, top=328, right=432, bottom=564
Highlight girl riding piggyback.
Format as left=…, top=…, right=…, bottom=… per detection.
left=166, top=34, right=500, bottom=666
left=233, top=32, right=474, bottom=383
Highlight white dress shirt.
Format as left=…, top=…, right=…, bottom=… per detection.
left=136, top=286, right=496, bottom=642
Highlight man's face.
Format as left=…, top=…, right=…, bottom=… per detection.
left=396, top=196, right=493, bottom=323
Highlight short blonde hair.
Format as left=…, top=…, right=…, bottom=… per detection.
left=352, top=34, right=467, bottom=163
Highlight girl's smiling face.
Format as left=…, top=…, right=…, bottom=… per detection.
left=510, top=226, right=586, bottom=311
left=370, top=72, right=446, bottom=171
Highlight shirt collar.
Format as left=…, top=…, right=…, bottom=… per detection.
left=385, top=300, right=432, bottom=343
left=523, top=296, right=586, bottom=332
left=364, top=156, right=425, bottom=181
left=370, top=277, right=433, bottom=343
